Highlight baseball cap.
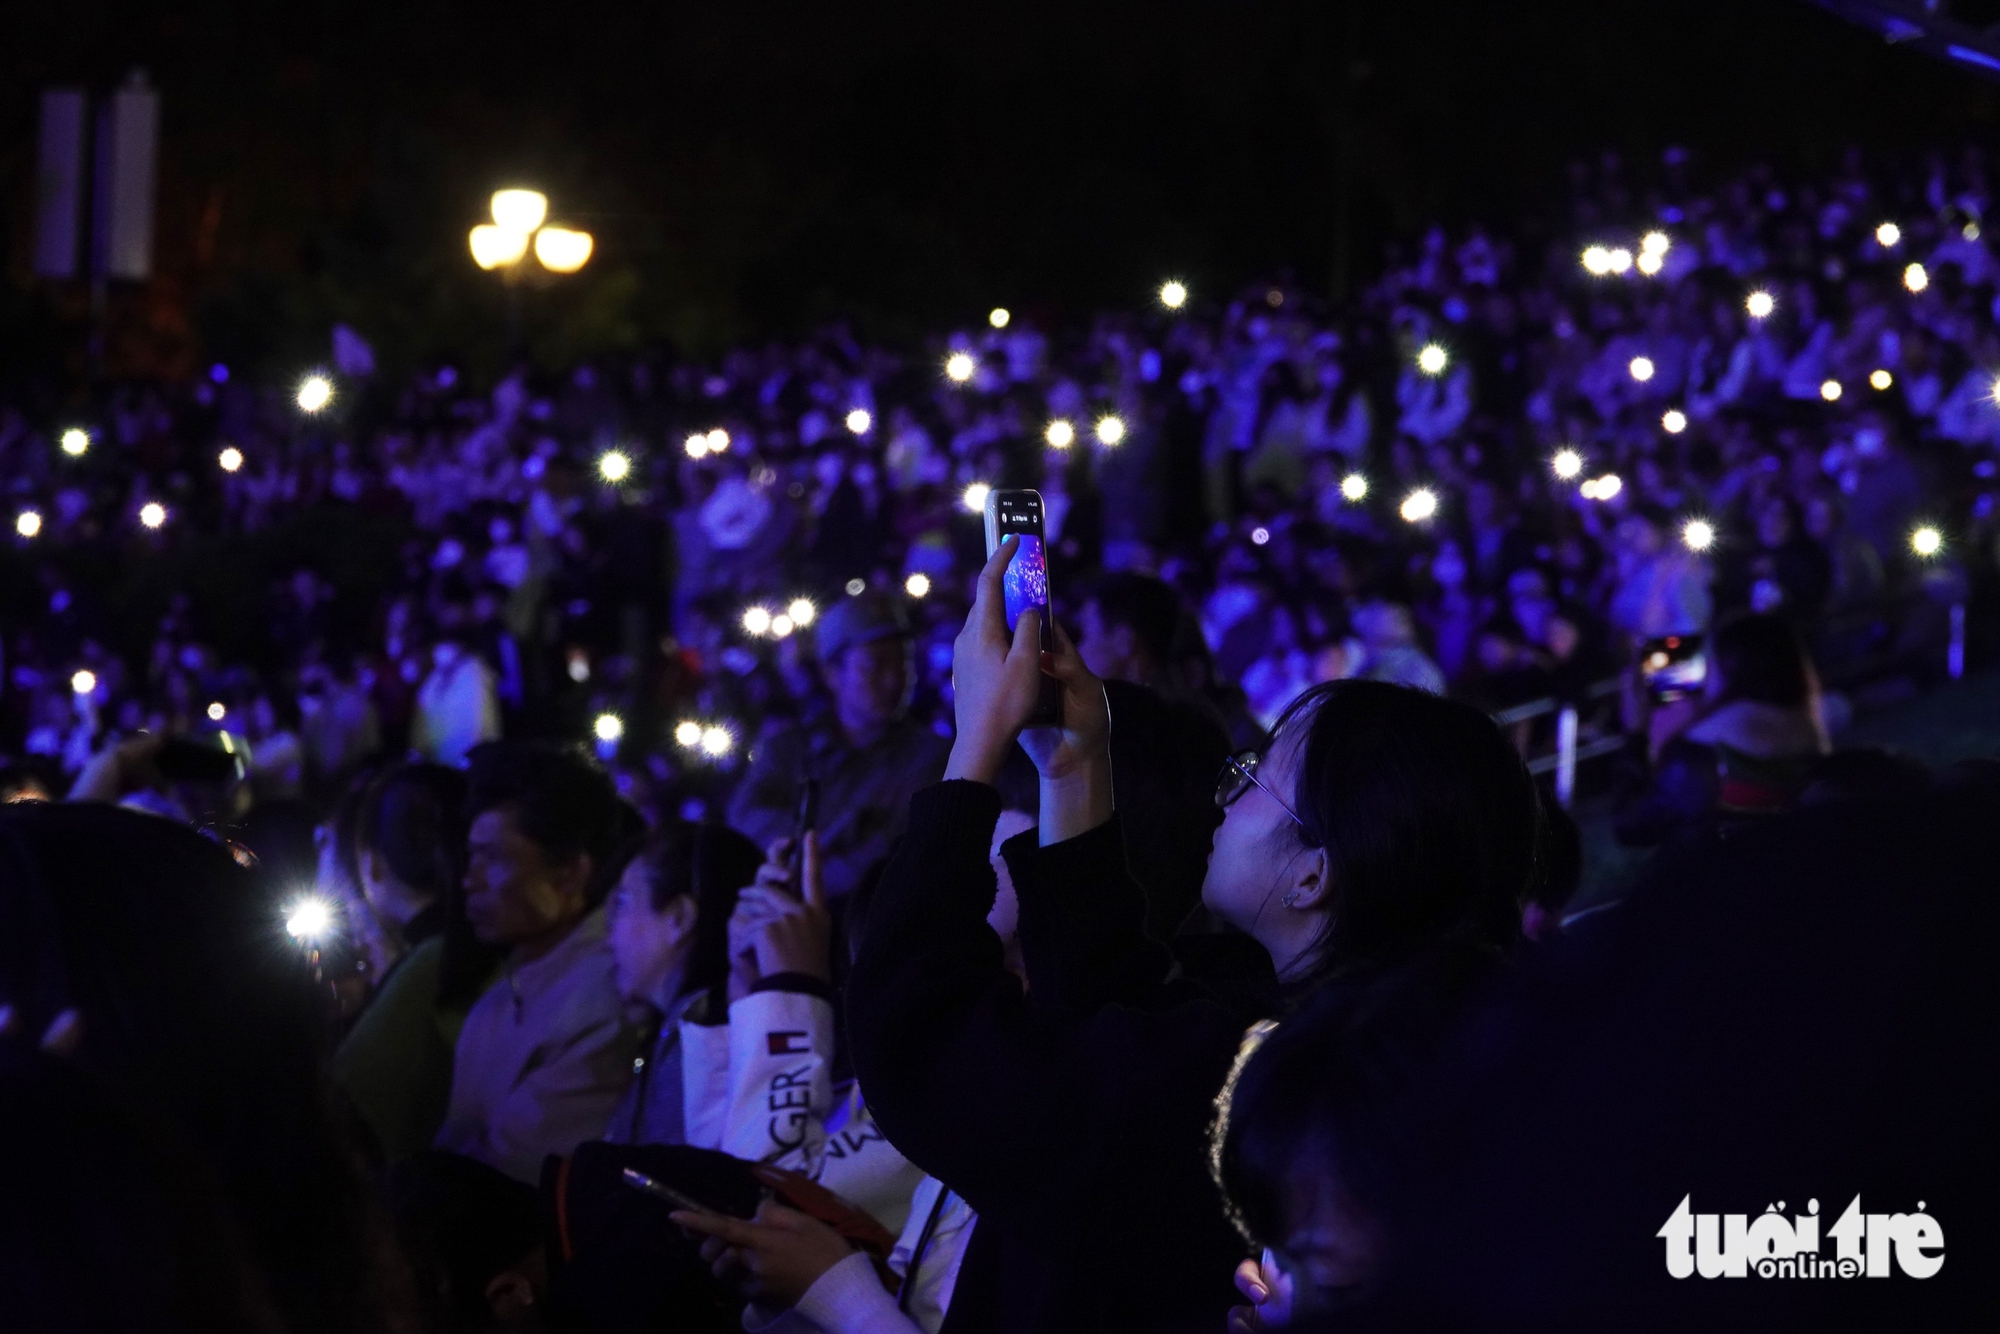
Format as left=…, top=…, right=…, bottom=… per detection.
left=814, top=590, right=910, bottom=662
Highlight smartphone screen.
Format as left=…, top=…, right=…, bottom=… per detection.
left=984, top=489, right=1060, bottom=725
left=1002, top=533, right=1050, bottom=633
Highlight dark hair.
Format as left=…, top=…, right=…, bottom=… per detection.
left=1211, top=950, right=1493, bottom=1262
left=359, top=763, right=468, bottom=901
left=1709, top=611, right=1814, bottom=708
left=0, top=802, right=415, bottom=1334
left=616, top=821, right=765, bottom=1005
left=359, top=762, right=497, bottom=1004
left=1274, top=679, right=1541, bottom=982
left=466, top=741, right=623, bottom=873
left=1087, top=573, right=1184, bottom=671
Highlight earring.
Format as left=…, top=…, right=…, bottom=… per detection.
left=1282, top=891, right=1300, bottom=908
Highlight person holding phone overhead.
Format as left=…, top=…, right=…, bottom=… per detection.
left=844, top=537, right=1545, bottom=1331
left=729, top=591, right=950, bottom=902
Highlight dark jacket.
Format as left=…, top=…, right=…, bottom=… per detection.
left=846, top=781, right=1256, bottom=1334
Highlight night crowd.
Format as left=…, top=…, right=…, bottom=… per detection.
left=4, top=144, right=2000, bottom=1333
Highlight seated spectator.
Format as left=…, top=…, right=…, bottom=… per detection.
left=683, top=831, right=927, bottom=1233
left=436, top=742, right=639, bottom=1182
left=1209, top=950, right=1494, bottom=1326
left=1077, top=571, right=1183, bottom=689
left=1616, top=611, right=1831, bottom=847
left=729, top=592, right=950, bottom=900
left=332, top=763, right=498, bottom=1163
left=601, top=818, right=764, bottom=1146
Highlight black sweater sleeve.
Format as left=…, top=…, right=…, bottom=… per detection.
left=1001, top=815, right=1179, bottom=1017
left=847, top=781, right=1253, bottom=1287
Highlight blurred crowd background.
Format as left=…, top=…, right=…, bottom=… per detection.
left=4, top=142, right=1997, bottom=859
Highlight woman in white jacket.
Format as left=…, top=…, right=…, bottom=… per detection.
left=679, top=831, right=925, bottom=1233
left=673, top=811, right=1036, bottom=1333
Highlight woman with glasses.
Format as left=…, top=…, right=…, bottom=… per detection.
left=845, top=537, right=1544, bottom=1334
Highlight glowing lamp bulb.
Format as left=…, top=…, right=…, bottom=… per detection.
left=989, top=307, right=1011, bottom=329
left=533, top=227, right=593, bottom=274
left=1591, top=473, right=1623, bottom=501
left=945, top=352, right=976, bottom=383
left=1870, top=369, right=1894, bottom=391
left=207, top=701, right=227, bottom=722
left=60, top=428, right=89, bottom=457
left=1095, top=415, right=1127, bottom=445
left=1607, top=248, right=1634, bottom=274
left=139, top=502, right=167, bottom=530
left=684, top=433, right=710, bottom=459
left=786, top=598, right=816, bottom=627
left=1628, top=356, right=1655, bottom=383
left=706, top=429, right=730, bottom=453
left=1746, top=290, right=1776, bottom=319
left=699, top=726, right=733, bottom=757
left=218, top=446, right=244, bottom=472
left=675, top=720, right=704, bottom=748
left=1250, top=526, right=1270, bottom=546
left=1582, top=246, right=1613, bottom=276
left=1911, top=526, right=1943, bottom=558
left=1417, top=343, right=1449, bottom=376
left=1552, top=449, right=1584, bottom=480
left=1637, top=250, right=1664, bottom=276
left=285, top=897, right=335, bottom=943
left=904, top=572, right=931, bottom=598
left=962, top=482, right=991, bottom=514
left=469, top=223, right=529, bottom=269
left=1904, top=263, right=1929, bottom=294
left=490, top=189, right=548, bottom=234
left=1662, top=409, right=1688, bottom=434
left=598, top=450, right=632, bottom=483
left=1820, top=379, right=1843, bottom=402
left=15, top=510, right=42, bottom=538
left=1159, top=280, right=1188, bottom=309
left=1340, top=473, right=1368, bottom=501
left=1399, top=488, right=1438, bottom=523
left=71, top=669, right=96, bottom=696
left=742, top=605, right=773, bottom=636
left=769, top=614, right=795, bottom=638
left=1876, top=222, right=1901, bottom=248
left=1045, top=419, right=1075, bottom=449
left=593, top=713, right=624, bottom=743
left=845, top=408, right=873, bottom=435
left=297, top=376, right=333, bottom=413
left=1682, top=519, right=1715, bottom=552
left=845, top=578, right=866, bottom=596
left=1641, top=231, right=1670, bottom=256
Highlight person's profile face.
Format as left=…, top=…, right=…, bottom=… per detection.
left=606, top=858, right=688, bottom=1010
left=1201, top=728, right=1308, bottom=943
left=464, top=807, right=577, bottom=946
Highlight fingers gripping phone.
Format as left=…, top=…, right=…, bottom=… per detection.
left=983, top=489, right=1062, bottom=726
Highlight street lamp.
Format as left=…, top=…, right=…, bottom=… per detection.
left=469, top=189, right=592, bottom=274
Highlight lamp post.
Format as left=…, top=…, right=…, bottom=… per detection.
left=469, top=189, right=593, bottom=344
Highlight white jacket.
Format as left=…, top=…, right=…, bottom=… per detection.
left=743, top=1175, right=976, bottom=1334
left=681, top=987, right=927, bottom=1234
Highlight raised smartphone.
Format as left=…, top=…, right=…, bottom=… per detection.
left=982, top=488, right=1061, bottom=726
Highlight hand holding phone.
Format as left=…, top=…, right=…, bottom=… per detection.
left=982, top=490, right=1060, bottom=727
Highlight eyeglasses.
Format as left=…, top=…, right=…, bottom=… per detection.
left=1215, top=751, right=1307, bottom=831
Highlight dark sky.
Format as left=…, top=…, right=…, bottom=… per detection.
left=4, top=0, right=1999, bottom=379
